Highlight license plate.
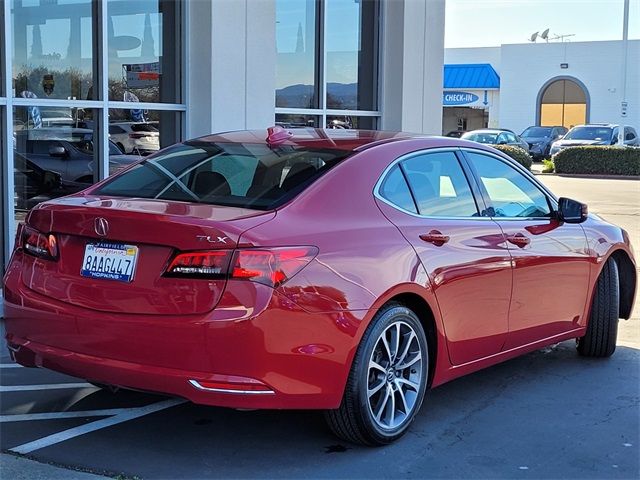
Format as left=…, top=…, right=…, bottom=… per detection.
left=80, top=243, right=139, bottom=282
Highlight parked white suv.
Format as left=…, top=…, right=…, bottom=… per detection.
left=108, top=122, right=160, bottom=155
left=550, top=124, right=639, bottom=156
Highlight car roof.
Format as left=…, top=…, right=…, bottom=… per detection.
left=191, top=128, right=448, bottom=152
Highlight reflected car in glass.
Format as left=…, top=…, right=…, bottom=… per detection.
left=461, top=128, right=530, bottom=152
left=108, top=122, right=160, bottom=155
left=14, top=153, right=86, bottom=211
left=520, top=125, right=568, bottom=160
left=4, top=128, right=636, bottom=445
left=550, top=124, right=640, bottom=156
left=14, top=128, right=142, bottom=184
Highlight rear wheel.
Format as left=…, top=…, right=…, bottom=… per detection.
left=577, top=259, right=620, bottom=357
left=325, top=303, right=428, bottom=445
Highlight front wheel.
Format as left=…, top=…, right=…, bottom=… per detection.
left=325, top=303, right=428, bottom=445
left=577, top=259, right=620, bottom=357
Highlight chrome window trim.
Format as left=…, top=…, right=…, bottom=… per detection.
left=373, top=147, right=491, bottom=221
left=374, top=146, right=560, bottom=222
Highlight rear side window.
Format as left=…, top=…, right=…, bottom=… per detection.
left=379, top=165, right=417, bottom=214
left=94, top=141, right=351, bottom=210
left=401, top=151, right=479, bottom=217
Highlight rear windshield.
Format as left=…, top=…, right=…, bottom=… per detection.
left=521, top=127, right=552, bottom=138
left=93, top=141, right=351, bottom=210
left=130, top=124, right=159, bottom=133
left=462, top=132, right=498, bottom=144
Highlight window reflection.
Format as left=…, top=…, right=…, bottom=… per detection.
left=325, top=0, right=378, bottom=111
left=276, top=113, right=320, bottom=128
left=276, top=0, right=318, bottom=109
left=12, top=0, right=95, bottom=100
left=326, top=115, right=376, bottom=130
left=107, top=0, right=180, bottom=103
left=13, top=106, right=100, bottom=223
left=108, top=108, right=181, bottom=173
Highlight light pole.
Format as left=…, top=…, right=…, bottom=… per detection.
left=618, top=0, right=629, bottom=146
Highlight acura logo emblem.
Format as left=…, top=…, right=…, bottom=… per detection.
left=94, top=217, right=109, bottom=237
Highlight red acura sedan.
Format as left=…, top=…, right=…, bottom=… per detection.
left=4, top=128, right=636, bottom=445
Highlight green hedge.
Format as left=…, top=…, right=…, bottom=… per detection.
left=492, top=145, right=533, bottom=170
left=554, top=146, right=640, bottom=175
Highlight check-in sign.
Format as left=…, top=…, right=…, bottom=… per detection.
left=443, top=91, right=479, bottom=106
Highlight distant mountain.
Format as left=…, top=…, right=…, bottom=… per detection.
left=276, top=82, right=358, bottom=110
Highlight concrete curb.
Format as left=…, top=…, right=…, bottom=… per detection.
left=0, top=453, right=110, bottom=479
left=533, top=172, right=640, bottom=180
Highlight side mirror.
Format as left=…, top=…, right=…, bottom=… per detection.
left=497, top=139, right=508, bottom=145
left=558, top=197, right=588, bottom=223
left=49, top=146, right=68, bottom=157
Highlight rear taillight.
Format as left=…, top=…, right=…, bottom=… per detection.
left=166, top=251, right=232, bottom=278
left=164, top=246, right=318, bottom=287
left=231, top=247, right=318, bottom=288
left=22, top=226, right=58, bottom=260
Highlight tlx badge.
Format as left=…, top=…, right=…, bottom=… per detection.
left=196, top=235, right=229, bottom=244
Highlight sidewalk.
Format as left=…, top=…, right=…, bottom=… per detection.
left=1, top=454, right=108, bottom=479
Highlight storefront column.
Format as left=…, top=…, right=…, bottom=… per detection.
left=187, top=0, right=276, bottom=138
left=380, top=0, right=445, bottom=134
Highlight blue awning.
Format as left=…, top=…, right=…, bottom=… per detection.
left=444, top=64, right=500, bottom=89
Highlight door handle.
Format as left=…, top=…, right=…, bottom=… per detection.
left=506, top=233, right=531, bottom=248
left=419, top=230, right=450, bottom=246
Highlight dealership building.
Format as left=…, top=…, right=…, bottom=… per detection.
left=0, top=0, right=446, bottom=275
left=443, top=39, right=639, bottom=135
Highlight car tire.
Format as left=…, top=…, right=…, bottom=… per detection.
left=577, top=259, right=620, bottom=358
left=324, top=302, right=428, bottom=445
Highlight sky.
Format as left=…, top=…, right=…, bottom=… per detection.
left=445, top=0, right=640, bottom=48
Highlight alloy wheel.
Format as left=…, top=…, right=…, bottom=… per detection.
left=366, top=320, right=423, bottom=430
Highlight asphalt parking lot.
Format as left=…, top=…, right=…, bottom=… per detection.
left=1, top=174, right=639, bottom=479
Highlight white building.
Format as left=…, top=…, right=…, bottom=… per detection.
left=444, top=40, right=639, bottom=135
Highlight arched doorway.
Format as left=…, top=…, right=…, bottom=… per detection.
left=537, top=77, right=589, bottom=128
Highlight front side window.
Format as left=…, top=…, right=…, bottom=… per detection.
left=94, top=142, right=351, bottom=210
left=401, top=151, right=478, bottom=217
left=465, top=152, right=551, bottom=218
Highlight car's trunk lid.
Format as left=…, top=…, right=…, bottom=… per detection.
left=22, top=195, right=275, bottom=315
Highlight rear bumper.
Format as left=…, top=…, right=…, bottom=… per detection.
left=3, top=254, right=363, bottom=409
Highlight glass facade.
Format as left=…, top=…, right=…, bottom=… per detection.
left=1, top=0, right=185, bottom=275
left=275, top=0, right=380, bottom=129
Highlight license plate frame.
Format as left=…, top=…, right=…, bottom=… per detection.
left=80, top=242, right=139, bottom=283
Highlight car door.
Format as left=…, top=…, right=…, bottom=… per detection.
left=462, top=150, right=591, bottom=349
left=375, top=149, right=512, bottom=365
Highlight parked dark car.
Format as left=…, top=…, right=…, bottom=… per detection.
left=550, top=124, right=639, bottom=156
left=521, top=126, right=568, bottom=160
left=461, top=129, right=530, bottom=152
left=14, top=153, right=85, bottom=211
left=445, top=130, right=467, bottom=138
left=14, top=128, right=141, bottom=184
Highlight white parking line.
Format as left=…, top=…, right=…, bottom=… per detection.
left=0, top=409, right=130, bottom=422
left=0, top=364, right=23, bottom=368
left=10, top=398, right=187, bottom=454
left=0, top=383, right=94, bottom=392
